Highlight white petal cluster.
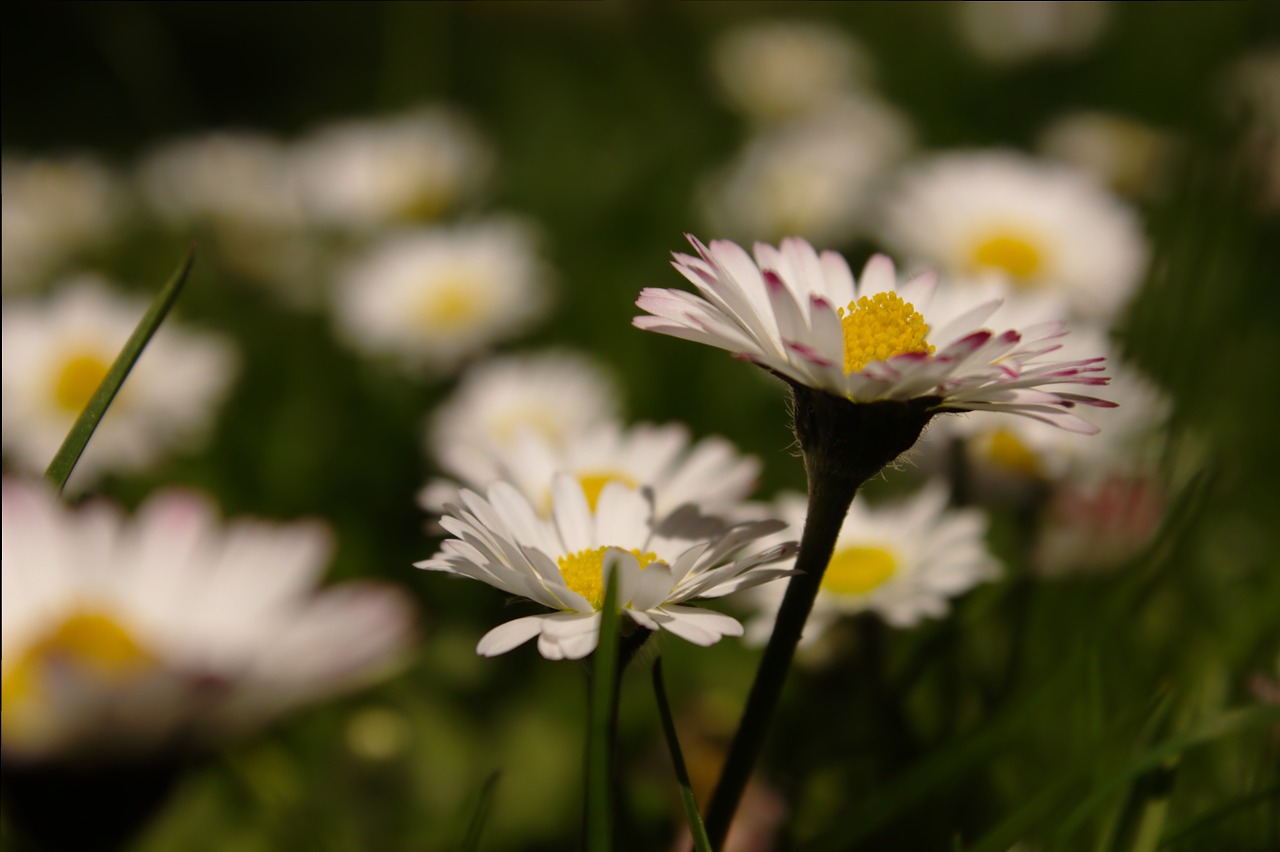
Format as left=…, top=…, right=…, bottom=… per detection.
left=1, top=480, right=415, bottom=761
left=636, top=235, right=1114, bottom=433
left=331, top=219, right=551, bottom=373
left=1, top=276, right=238, bottom=488
left=418, top=475, right=796, bottom=660
left=746, top=484, right=999, bottom=640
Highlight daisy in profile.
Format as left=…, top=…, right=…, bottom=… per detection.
left=332, top=218, right=551, bottom=374
left=418, top=474, right=796, bottom=660
left=700, top=96, right=913, bottom=245
left=1, top=275, right=238, bottom=488
left=880, top=151, right=1148, bottom=322
left=421, top=419, right=761, bottom=526
left=745, top=484, right=999, bottom=640
left=423, top=350, right=622, bottom=491
left=709, top=19, right=873, bottom=123
left=636, top=234, right=1114, bottom=434
left=295, top=106, right=492, bottom=229
left=1, top=479, right=415, bottom=762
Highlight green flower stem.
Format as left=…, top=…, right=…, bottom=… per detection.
left=703, top=386, right=937, bottom=850
left=43, top=248, right=196, bottom=494
left=586, top=566, right=622, bottom=852
left=652, top=658, right=712, bottom=852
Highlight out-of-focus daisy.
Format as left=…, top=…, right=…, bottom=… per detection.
left=1034, top=474, right=1166, bottom=577
left=1, top=276, right=238, bottom=488
left=1, top=479, right=415, bottom=761
left=954, top=1, right=1112, bottom=66
left=1, top=155, right=128, bottom=292
left=1038, top=111, right=1176, bottom=198
left=745, top=484, right=999, bottom=638
left=418, top=474, right=796, bottom=660
left=709, top=19, right=873, bottom=123
left=331, top=218, right=551, bottom=374
left=421, top=420, right=760, bottom=523
left=880, top=151, right=1148, bottom=322
left=635, top=235, right=1115, bottom=434
left=1221, top=48, right=1280, bottom=210
left=700, top=96, right=913, bottom=244
left=295, top=106, right=492, bottom=229
left=424, top=349, right=622, bottom=488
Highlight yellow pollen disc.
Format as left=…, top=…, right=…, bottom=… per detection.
left=52, top=352, right=111, bottom=415
left=556, top=547, right=660, bottom=611
left=822, top=546, right=899, bottom=596
left=415, top=277, right=488, bottom=330
left=838, top=291, right=934, bottom=374
left=1, top=610, right=158, bottom=716
left=970, top=232, right=1044, bottom=281
left=985, top=428, right=1043, bottom=476
left=577, top=471, right=639, bottom=512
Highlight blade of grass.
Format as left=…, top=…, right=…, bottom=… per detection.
left=652, top=657, right=712, bottom=852
left=1158, top=782, right=1280, bottom=848
left=586, top=555, right=622, bottom=851
left=43, top=248, right=197, bottom=493
left=460, top=771, right=501, bottom=852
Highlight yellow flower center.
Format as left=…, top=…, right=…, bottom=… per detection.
left=970, top=231, right=1044, bottom=281
left=821, top=545, right=898, bottom=596
left=1, top=610, right=158, bottom=729
left=51, top=351, right=111, bottom=415
left=984, top=428, right=1043, bottom=476
left=839, top=291, right=934, bottom=374
left=576, top=470, right=639, bottom=512
left=415, top=275, right=489, bottom=330
left=556, top=547, right=660, bottom=611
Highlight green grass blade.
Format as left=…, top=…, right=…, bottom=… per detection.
left=586, top=555, right=622, bottom=852
left=1158, top=782, right=1280, bottom=849
left=460, top=771, right=501, bottom=852
left=43, top=248, right=197, bottom=493
left=652, top=657, right=712, bottom=852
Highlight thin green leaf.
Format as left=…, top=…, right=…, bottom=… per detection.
left=43, top=248, right=197, bottom=493
left=460, top=771, right=501, bottom=852
left=1158, top=782, right=1280, bottom=849
left=586, top=556, right=622, bottom=852
left=652, top=658, right=712, bottom=852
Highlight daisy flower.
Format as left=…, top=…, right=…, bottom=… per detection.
left=634, top=235, right=1114, bottom=434
left=1, top=479, right=415, bottom=762
left=295, top=106, right=492, bottom=229
left=699, top=96, right=913, bottom=245
left=953, top=1, right=1112, bottom=66
left=745, top=484, right=999, bottom=639
left=880, top=151, right=1148, bottom=322
left=709, top=19, right=873, bottom=123
left=424, top=350, right=622, bottom=490
left=421, top=419, right=761, bottom=523
left=1, top=276, right=238, bottom=488
left=331, top=218, right=551, bottom=374
left=418, top=474, right=797, bottom=660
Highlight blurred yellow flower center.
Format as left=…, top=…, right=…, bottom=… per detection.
left=822, top=546, right=898, bottom=596
left=52, top=352, right=110, bottom=415
left=491, top=407, right=563, bottom=446
left=395, top=187, right=452, bottom=223
left=971, top=231, right=1043, bottom=280
left=577, top=471, right=639, bottom=512
left=985, top=428, right=1043, bottom=476
left=1, top=610, right=157, bottom=716
left=416, top=276, right=488, bottom=329
left=839, top=291, right=934, bottom=374
left=557, top=547, right=660, bottom=611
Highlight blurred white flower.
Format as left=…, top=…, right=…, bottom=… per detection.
left=419, top=474, right=795, bottom=660
left=709, top=19, right=873, bottom=122
left=1, top=479, right=415, bottom=761
left=745, top=483, right=999, bottom=639
left=700, top=96, right=913, bottom=244
left=424, top=349, right=622, bottom=492
left=1033, top=474, right=1166, bottom=577
left=1038, top=111, right=1176, bottom=198
left=295, top=106, right=492, bottom=229
left=880, top=150, right=1148, bottom=322
left=1, top=275, right=238, bottom=488
left=1221, top=47, right=1280, bottom=210
left=954, top=1, right=1112, bottom=66
left=421, top=419, right=760, bottom=523
left=331, top=218, right=551, bottom=374
left=1, top=155, right=128, bottom=292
